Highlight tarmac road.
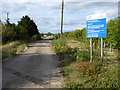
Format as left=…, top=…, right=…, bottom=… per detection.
left=2, top=36, right=64, bottom=88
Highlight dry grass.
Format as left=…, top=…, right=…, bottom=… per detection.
left=2, top=41, right=26, bottom=59
left=67, top=40, right=89, bottom=51
left=2, top=41, right=20, bottom=50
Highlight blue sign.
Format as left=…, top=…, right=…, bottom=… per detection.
left=87, top=14, right=106, bottom=38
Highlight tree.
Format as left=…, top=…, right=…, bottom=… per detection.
left=47, top=32, right=53, bottom=35
left=104, top=17, right=120, bottom=49
left=17, top=15, right=40, bottom=40
left=2, top=21, right=17, bottom=43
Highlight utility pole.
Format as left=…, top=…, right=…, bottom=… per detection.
left=6, top=12, right=9, bottom=24
left=7, top=13, right=9, bottom=20
left=61, top=0, right=64, bottom=37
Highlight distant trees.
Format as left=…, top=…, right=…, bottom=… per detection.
left=47, top=32, right=53, bottom=35
left=43, top=32, right=54, bottom=36
left=105, top=17, right=120, bottom=49
left=17, top=15, right=40, bottom=39
left=2, top=15, right=41, bottom=44
left=59, top=17, right=119, bottom=49
left=67, top=29, right=81, bottom=40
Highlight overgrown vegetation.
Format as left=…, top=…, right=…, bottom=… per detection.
left=56, top=17, right=120, bottom=50
left=52, top=38, right=119, bottom=88
left=2, top=41, right=26, bottom=59
left=1, top=15, right=41, bottom=44
left=52, top=17, right=119, bottom=88
left=1, top=15, right=41, bottom=59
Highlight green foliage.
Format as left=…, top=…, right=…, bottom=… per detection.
left=32, top=34, right=40, bottom=41
left=2, top=41, right=26, bottom=59
left=2, top=23, right=17, bottom=43
left=2, top=48, right=16, bottom=59
left=62, top=67, right=73, bottom=76
left=69, top=48, right=78, bottom=60
left=52, top=35, right=119, bottom=88
left=57, top=17, right=119, bottom=49
left=2, top=15, right=41, bottom=44
left=67, top=29, right=82, bottom=41
left=102, top=17, right=119, bottom=49
left=47, top=32, right=53, bottom=35
left=53, top=33, right=60, bottom=40
left=43, top=32, right=53, bottom=36
left=64, top=83, right=83, bottom=88
left=1, top=15, right=42, bottom=60
left=52, top=17, right=119, bottom=88
left=76, top=51, right=90, bottom=61
left=52, top=38, right=69, bottom=55
left=17, top=15, right=40, bottom=41
left=61, top=29, right=90, bottom=44
left=62, top=32, right=70, bottom=38
left=16, top=44, right=26, bottom=54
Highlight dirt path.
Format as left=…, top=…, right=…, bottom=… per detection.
left=2, top=36, right=64, bottom=88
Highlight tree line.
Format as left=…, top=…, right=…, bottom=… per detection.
left=53, top=17, right=120, bottom=49
left=1, top=15, right=41, bottom=44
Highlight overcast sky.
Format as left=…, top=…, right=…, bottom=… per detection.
left=0, top=0, right=119, bottom=33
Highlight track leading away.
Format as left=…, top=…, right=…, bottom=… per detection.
left=2, top=36, right=64, bottom=88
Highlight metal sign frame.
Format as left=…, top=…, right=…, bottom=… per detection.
left=86, top=13, right=106, bottom=62
left=87, top=13, right=106, bottom=38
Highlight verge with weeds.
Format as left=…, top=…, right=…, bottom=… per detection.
left=2, top=41, right=27, bottom=60
left=52, top=38, right=119, bottom=88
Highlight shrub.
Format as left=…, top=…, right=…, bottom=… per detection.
left=76, top=51, right=90, bottom=61
left=32, top=34, right=40, bottom=41
left=62, top=67, right=73, bottom=76
left=53, top=33, right=60, bottom=40
left=52, top=38, right=69, bottom=55
left=64, top=83, right=84, bottom=88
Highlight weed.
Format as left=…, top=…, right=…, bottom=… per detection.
left=2, top=41, right=26, bottom=60
left=62, top=67, right=73, bottom=76
left=76, top=51, right=90, bottom=61
left=52, top=38, right=119, bottom=88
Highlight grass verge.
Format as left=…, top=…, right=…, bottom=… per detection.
left=2, top=41, right=26, bottom=60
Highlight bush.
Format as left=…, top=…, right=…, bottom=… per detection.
left=76, top=51, right=90, bottom=61
left=32, top=34, right=40, bottom=41
left=53, top=33, right=60, bottom=40
left=62, top=67, right=73, bottom=76
left=2, top=49, right=16, bottom=59
left=2, top=41, right=26, bottom=60
left=64, top=83, right=84, bottom=88
left=52, top=38, right=69, bottom=55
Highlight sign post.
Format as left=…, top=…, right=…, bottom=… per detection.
left=90, top=38, right=92, bottom=62
left=87, top=13, right=106, bottom=62
left=101, top=38, right=103, bottom=61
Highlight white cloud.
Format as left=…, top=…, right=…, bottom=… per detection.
left=0, top=1, right=118, bottom=33
left=2, top=0, right=119, bottom=2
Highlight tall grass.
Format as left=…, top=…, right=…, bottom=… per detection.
left=52, top=37, right=119, bottom=88
left=2, top=41, right=26, bottom=60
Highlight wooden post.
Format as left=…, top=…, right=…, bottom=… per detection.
left=61, top=0, right=64, bottom=37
